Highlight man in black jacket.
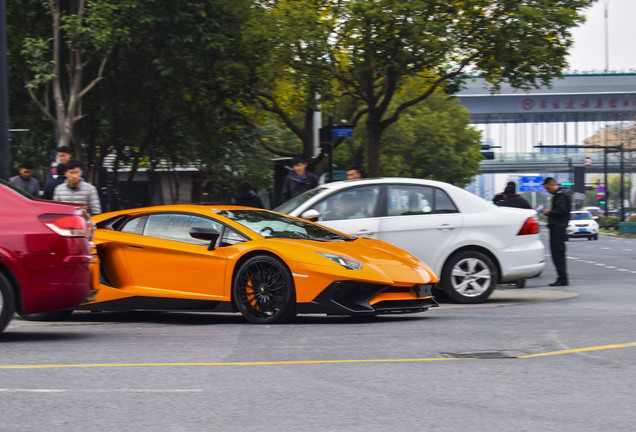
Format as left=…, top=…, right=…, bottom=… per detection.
left=541, top=177, right=572, bottom=286
left=500, top=185, right=531, bottom=209
left=280, top=155, right=319, bottom=203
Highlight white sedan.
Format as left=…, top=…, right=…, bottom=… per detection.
left=567, top=210, right=599, bottom=240
left=275, top=178, right=545, bottom=304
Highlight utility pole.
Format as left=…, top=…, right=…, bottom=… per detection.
left=603, top=0, right=610, bottom=72
left=0, top=0, right=10, bottom=180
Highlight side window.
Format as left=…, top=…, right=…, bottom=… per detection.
left=120, top=216, right=146, bottom=234
left=143, top=214, right=223, bottom=246
left=387, top=185, right=433, bottom=216
left=315, top=186, right=380, bottom=221
left=434, top=188, right=458, bottom=213
left=221, top=228, right=249, bottom=246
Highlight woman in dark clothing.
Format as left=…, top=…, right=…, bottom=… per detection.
left=235, top=183, right=264, bottom=208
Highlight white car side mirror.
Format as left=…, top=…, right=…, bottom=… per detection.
left=301, top=209, right=321, bottom=222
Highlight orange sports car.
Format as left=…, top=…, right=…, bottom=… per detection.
left=30, top=206, right=439, bottom=324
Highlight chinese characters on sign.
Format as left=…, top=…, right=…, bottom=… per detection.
left=521, top=97, right=636, bottom=112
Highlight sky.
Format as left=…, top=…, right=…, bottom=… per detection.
left=566, top=0, right=636, bottom=72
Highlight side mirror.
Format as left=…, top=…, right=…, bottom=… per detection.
left=301, top=209, right=321, bottom=222
left=190, top=227, right=221, bottom=250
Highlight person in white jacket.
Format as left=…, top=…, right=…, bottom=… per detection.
left=53, top=160, right=102, bottom=215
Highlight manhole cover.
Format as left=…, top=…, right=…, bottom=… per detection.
left=441, top=351, right=518, bottom=359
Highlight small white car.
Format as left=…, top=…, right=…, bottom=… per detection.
left=567, top=210, right=599, bottom=240
left=276, top=178, right=545, bottom=304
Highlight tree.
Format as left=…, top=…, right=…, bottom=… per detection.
left=18, top=0, right=129, bottom=157
left=379, top=93, right=482, bottom=186
left=9, top=0, right=270, bottom=204
left=256, top=0, right=594, bottom=177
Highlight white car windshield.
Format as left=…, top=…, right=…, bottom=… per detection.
left=274, top=187, right=327, bottom=214
left=570, top=212, right=593, bottom=221
left=215, top=209, right=354, bottom=241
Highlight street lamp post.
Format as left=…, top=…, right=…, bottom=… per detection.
left=0, top=0, right=11, bottom=180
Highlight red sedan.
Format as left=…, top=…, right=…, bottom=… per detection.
left=0, top=179, right=97, bottom=333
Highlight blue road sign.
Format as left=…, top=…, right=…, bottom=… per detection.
left=519, top=176, right=544, bottom=192
left=332, top=127, right=353, bottom=138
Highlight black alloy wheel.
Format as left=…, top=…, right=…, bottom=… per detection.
left=233, top=255, right=296, bottom=324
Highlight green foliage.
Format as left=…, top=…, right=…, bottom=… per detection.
left=379, top=94, right=483, bottom=186
left=254, top=0, right=594, bottom=176
left=598, top=216, right=620, bottom=230
left=20, top=38, right=55, bottom=89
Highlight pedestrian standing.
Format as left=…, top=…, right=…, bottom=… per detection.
left=9, top=160, right=40, bottom=196
left=541, top=177, right=571, bottom=286
left=53, top=160, right=102, bottom=215
left=42, top=163, right=68, bottom=200
left=51, top=146, right=73, bottom=178
left=493, top=181, right=516, bottom=205
left=346, top=166, right=362, bottom=180
left=280, top=155, right=319, bottom=203
left=235, top=182, right=264, bottom=208
left=499, top=185, right=531, bottom=209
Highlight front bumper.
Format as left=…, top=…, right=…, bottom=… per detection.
left=566, top=226, right=598, bottom=237
left=296, top=281, right=438, bottom=316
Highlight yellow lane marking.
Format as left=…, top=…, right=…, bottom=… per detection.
left=1, top=342, right=634, bottom=369
left=519, top=342, right=636, bottom=358
left=0, top=358, right=469, bottom=369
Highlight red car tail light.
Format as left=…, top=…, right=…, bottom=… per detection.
left=39, top=214, right=92, bottom=237
left=517, top=217, right=540, bottom=236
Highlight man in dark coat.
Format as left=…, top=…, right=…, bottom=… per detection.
left=280, top=155, right=319, bottom=203
left=500, top=185, right=531, bottom=209
left=235, top=183, right=264, bottom=208
left=541, top=177, right=572, bottom=286
left=42, top=163, right=68, bottom=200
left=493, top=181, right=516, bottom=205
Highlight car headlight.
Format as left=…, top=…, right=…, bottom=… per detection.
left=316, top=252, right=362, bottom=270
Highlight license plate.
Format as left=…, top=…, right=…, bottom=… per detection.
left=416, top=285, right=432, bottom=298
left=578, top=228, right=587, bottom=232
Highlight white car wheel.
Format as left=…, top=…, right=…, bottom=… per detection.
left=440, top=251, right=497, bottom=304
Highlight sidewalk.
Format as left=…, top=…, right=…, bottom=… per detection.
left=437, top=288, right=578, bottom=309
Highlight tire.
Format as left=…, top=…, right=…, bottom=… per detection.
left=233, top=255, right=296, bottom=324
left=594, top=234, right=598, bottom=240
left=0, top=273, right=16, bottom=333
left=440, top=250, right=498, bottom=304
left=18, top=310, right=74, bottom=321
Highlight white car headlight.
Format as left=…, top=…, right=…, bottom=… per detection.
left=317, top=252, right=362, bottom=270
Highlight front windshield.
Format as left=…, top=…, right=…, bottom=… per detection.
left=274, top=187, right=326, bottom=214
left=216, top=209, right=354, bottom=241
left=570, top=212, right=593, bottom=221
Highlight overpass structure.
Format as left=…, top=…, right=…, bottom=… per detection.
left=456, top=73, right=636, bottom=124
left=455, top=74, right=636, bottom=209
left=478, top=150, right=634, bottom=174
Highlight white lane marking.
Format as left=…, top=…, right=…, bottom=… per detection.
left=0, top=389, right=203, bottom=393
left=567, top=256, right=635, bottom=273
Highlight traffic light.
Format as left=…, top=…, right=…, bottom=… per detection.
left=573, top=167, right=585, bottom=193
left=480, top=144, right=495, bottom=160
left=597, top=194, right=606, bottom=205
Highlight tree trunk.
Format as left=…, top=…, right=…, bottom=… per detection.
left=366, top=115, right=384, bottom=177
